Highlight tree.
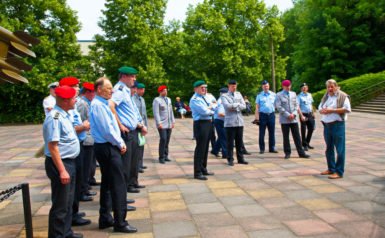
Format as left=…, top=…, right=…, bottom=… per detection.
left=93, top=0, right=167, bottom=98
left=282, top=0, right=385, bottom=91
left=0, top=0, right=92, bottom=123
left=182, top=0, right=286, bottom=97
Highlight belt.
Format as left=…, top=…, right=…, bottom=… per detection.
left=46, top=156, right=75, bottom=160
left=302, top=112, right=313, bottom=116
left=322, top=120, right=343, bottom=126
left=260, top=112, right=274, bottom=115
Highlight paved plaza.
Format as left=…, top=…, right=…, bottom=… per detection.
left=0, top=112, right=385, bottom=237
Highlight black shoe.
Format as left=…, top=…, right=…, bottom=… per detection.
left=222, top=155, right=227, bottom=159
left=86, top=191, right=97, bottom=196
left=299, top=154, right=310, bottom=158
left=72, top=217, right=91, bottom=226
left=89, top=181, right=101, bottom=186
left=284, top=154, right=290, bottom=159
left=308, top=145, right=314, bottom=149
left=76, top=212, right=86, bottom=217
left=141, top=166, right=147, bottom=169
left=194, top=175, right=208, bottom=180
left=114, top=225, right=138, bottom=233
left=243, top=151, right=251, bottom=155
left=80, top=195, right=93, bottom=202
left=269, top=150, right=278, bottom=153
left=133, top=184, right=145, bottom=189
left=238, top=160, right=249, bottom=165
left=68, top=233, right=83, bottom=238
left=127, top=199, right=135, bottom=204
left=139, top=169, right=144, bottom=173
left=99, top=221, right=114, bottom=229
left=259, top=151, right=264, bottom=154
left=303, top=146, right=308, bottom=151
left=159, top=159, right=165, bottom=164
left=126, top=205, right=136, bottom=211
left=127, top=187, right=140, bottom=193
left=203, top=171, right=214, bottom=176
left=228, top=160, right=234, bottom=166
left=210, top=151, right=220, bottom=157
left=165, top=158, right=171, bottom=162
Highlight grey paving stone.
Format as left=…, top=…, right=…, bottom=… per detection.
left=218, top=195, right=257, bottom=206
left=284, top=189, right=322, bottom=201
left=187, top=202, right=226, bottom=215
left=344, top=201, right=385, bottom=214
left=153, top=221, right=197, bottom=238
left=248, top=228, right=297, bottom=238
left=227, top=204, right=270, bottom=218
left=183, top=192, right=218, bottom=204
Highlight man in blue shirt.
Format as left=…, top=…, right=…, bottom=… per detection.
left=59, top=77, right=92, bottom=227
left=110, top=66, right=148, bottom=193
left=89, top=77, right=137, bottom=233
left=43, top=85, right=82, bottom=238
left=254, top=80, right=278, bottom=154
left=211, top=87, right=228, bottom=158
left=297, top=83, right=315, bottom=151
left=190, top=80, right=215, bottom=180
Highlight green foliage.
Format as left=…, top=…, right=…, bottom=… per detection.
left=282, top=0, right=385, bottom=91
left=0, top=0, right=96, bottom=123
left=312, top=71, right=385, bottom=108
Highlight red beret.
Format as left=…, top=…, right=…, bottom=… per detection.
left=158, top=85, right=167, bottom=93
left=282, top=80, right=291, bottom=87
left=59, top=76, right=80, bottom=86
left=82, top=82, right=94, bottom=91
left=55, top=86, right=76, bottom=99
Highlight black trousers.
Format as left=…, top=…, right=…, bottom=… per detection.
left=281, top=123, right=306, bottom=156
left=226, top=126, right=245, bottom=162
left=82, top=145, right=93, bottom=192
left=45, top=157, right=76, bottom=238
left=122, top=130, right=140, bottom=188
left=300, top=113, right=315, bottom=147
left=210, top=121, right=216, bottom=149
left=193, top=120, right=212, bottom=176
left=94, top=143, right=127, bottom=228
left=89, top=154, right=97, bottom=184
left=72, top=143, right=84, bottom=220
left=137, top=145, right=144, bottom=169
left=158, top=128, right=172, bottom=161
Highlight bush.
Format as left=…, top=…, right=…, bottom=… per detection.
left=312, top=71, right=385, bottom=108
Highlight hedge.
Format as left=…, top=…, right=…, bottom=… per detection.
left=312, top=71, right=385, bottom=108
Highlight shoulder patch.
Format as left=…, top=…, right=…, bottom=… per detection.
left=53, top=112, right=60, bottom=120
left=118, top=85, right=124, bottom=91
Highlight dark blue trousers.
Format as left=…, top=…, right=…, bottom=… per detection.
left=323, top=121, right=346, bottom=176
left=259, top=112, right=276, bottom=152
left=45, top=157, right=76, bottom=238
left=212, top=119, right=227, bottom=157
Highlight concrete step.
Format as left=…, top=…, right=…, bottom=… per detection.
left=353, top=108, right=385, bottom=114
left=355, top=105, right=385, bottom=111
left=364, top=101, right=385, bottom=105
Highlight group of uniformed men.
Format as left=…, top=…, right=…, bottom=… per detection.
left=42, top=65, right=351, bottom=237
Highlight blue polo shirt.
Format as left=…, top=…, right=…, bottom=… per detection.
left=256, top=90, right=276, bottom=113
left=111, top=81, right=143, bottom=130
left=43, top=105, right=80, bottom=159
left=297, top=92, right=314, bottom=113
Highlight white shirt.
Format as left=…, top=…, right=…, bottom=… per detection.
left=318, top=94, right=351, bottom=123
left=43, top=95, right=56, bottom=117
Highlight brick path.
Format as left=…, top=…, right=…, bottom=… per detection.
left=0, top=112, right=384, bottom=237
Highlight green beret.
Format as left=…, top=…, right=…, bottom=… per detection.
left=193, top=80, right=206, bottom=88
left=137, top=83, right=145, bottom=89
left=118, top=66, right=138, bottom=75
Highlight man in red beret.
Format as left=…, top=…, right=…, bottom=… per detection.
left=59, top=76, right=93, bottom=226
left=43, top=86, right=84, bottom=238
left=275, top=80, right=310, bottom=159
left=152, top=85, right=175, bottom=164
left=76, top=82, right=98, bottom=199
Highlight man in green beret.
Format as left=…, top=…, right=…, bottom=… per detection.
left=133, top=82, right=148, bottom=172
left=190, top=80, right=215, bottom=180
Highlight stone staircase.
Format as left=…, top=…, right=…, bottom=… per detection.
left=354, top=93, right=385, bottom=114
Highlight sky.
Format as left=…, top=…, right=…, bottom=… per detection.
left=67, top=0, right=294, bottom=40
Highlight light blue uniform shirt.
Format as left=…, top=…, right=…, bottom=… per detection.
left=190, top=93, right=214, bottom=121
left=256, top=90, right=276, bottom=114
left=297, top=92, right=314, bottom=113
left=69, top=102, right=86, bottom=141
left=214, top=98, right=225, bottom=121
left=89, top=95, right=125, bottom=149
left=43, top=105, right=80, bottom=159
left=111, top=81, right=143, bottom=131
